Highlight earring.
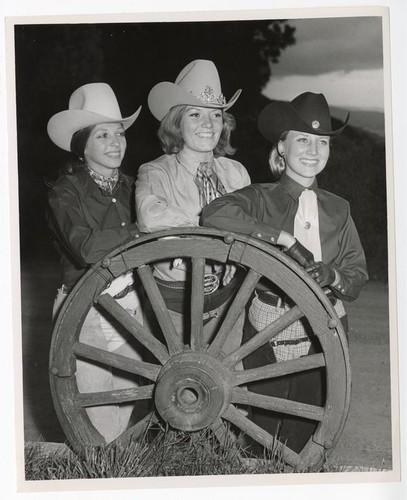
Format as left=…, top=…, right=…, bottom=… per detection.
left=277, top=144, right=285, bottom=157
left=279, top=155, right=286, bottom=169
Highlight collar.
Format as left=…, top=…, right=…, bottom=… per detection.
left=77, top=167, right=128, bottom=196
left=86, top=165, right=119, bottom=194
left=279, top=171, right=320, bottom=200
left=176, top=149, right=215, bottom=175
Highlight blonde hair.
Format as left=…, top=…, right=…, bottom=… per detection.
left=268, top=131, right=289, bottom=179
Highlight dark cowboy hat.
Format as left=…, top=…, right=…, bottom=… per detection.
left=258, top=92, right=349, bottom=144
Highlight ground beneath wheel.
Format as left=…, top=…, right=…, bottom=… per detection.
left=20, top=259, right=393, bottom=470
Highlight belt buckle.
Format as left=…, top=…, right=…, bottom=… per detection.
left=203, top=273, right=220, bottom=295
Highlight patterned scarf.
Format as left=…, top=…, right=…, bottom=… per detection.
left=86, top=166, right=120, bottom=195
left=194, top=161, right=227, bottom=208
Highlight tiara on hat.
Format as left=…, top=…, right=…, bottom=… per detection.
left=196, top=85, right=226, bottom=106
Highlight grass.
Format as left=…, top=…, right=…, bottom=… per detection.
left=25, top=423, right=387, bottom=480
left=25, top=424, right=295, bottom=480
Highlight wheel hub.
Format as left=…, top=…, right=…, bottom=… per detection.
left=154, top=352, right=232, bottom=431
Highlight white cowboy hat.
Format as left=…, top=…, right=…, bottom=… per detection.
left=47, top=83, right=141, bottom=152
left=148, top=59, right=241, bottom=121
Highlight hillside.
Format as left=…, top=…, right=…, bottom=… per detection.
left=331, top=106, right=385, bottom=138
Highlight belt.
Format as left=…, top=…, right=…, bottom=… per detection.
left=258, top=290, right=338, bottom=308
left=113, top=283, right=137, bottom=300
left=60, top=283, right=136, bottom=299
left=270, top=336, right=310, bottom=347
left=256, top=290, right=286, bottom=308
left=155, top=272, right=241, bottom=315
left=156, top=272, right=223, bottom=295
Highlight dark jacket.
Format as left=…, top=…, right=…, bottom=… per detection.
left=48, top=168, right=139, bottom=287
left=201, top=173, right=368, bottom=302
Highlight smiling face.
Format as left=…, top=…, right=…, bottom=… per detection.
left=180, top=106, right=223, bottom=157
left=83, top=122, right=126, bottom=177
left=279, top=130, right=330, bottom=186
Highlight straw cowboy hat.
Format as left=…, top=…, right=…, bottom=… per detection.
left=148, top=59, right=241, bottom=121
left=258, top=92, right=350, bottom=144
left=47, top=83, right=141, bottom=152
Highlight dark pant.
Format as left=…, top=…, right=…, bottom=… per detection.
left=242, top=318, right=326, bottom=454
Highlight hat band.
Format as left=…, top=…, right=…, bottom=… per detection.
left=195, top=85, right=226, bottom=106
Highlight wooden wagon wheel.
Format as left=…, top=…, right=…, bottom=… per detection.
left=49, top=227, right=351, bottom=471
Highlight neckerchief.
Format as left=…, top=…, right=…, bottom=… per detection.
left=86, top=165, right=120, bottom=195
left=194, top=161, right=227, bottom=208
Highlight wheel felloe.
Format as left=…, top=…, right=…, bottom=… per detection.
left=154, top=352, right=232, bottom=431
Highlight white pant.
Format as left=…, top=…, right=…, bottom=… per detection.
left=52, top=273, right=144, bottom=443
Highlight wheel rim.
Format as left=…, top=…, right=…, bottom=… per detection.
left=49, top=227, right=351, bottom=471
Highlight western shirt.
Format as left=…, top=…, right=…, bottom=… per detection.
left=135, top=150, right=251, bottom=281
left=48, top=168, right=139, bottom=287
left=201, top=173, right=368, bottom=302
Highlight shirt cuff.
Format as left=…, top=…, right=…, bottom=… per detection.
left=250, top=223, right=280, bottom=246
left=331, top=269, right=347, bottom=295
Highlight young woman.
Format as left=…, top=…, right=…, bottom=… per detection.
left=135, top=59, right=251, bottom=351
left=201, top=92, right=369, bottom=453
left=47, top=82, right=143, bottom=443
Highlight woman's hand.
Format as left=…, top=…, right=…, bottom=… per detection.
left=222, top=263, right=236, bottom=286
left=212, top=263, right=236, bottom=286
left=284, top=239, right=315, bottom=268
left=306, top=262, right=335, bottom=287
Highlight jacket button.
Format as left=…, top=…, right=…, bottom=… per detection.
left=112, top=198, right=117, bottom=203
left=121, top=222, right=126, bottom=227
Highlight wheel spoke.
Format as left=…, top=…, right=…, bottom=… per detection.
left=210, top=418, right=236, bottom=447
left=113, top=411, right=159, bottom=447
left=190, top=258, right=205, bottom=350
left=75, top=384, right=154, bottom=407
left=222, top=404, right=301, bottom=468
left=97, top=294, right=169, bottom=364
left=137, top=265, right=184, bottom=355
left=207, top=268, right=261, bottom=355
left=223, top=305, right=304, bottom=369
left=232, top=387, right=325, bottom=421
left=73, top=342, right=160, bottom=381
left=233, top=353, right=326, bottom=386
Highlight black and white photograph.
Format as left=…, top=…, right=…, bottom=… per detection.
left=1, top=1, right=405, bottom=498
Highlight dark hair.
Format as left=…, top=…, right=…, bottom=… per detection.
left=58, top=125, right=95, bottom=176
left=157, top=105, right=236, bottom=156
left=70, top=125, right=95, bottom=158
